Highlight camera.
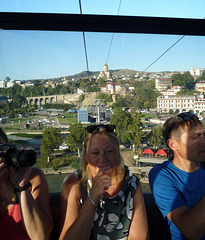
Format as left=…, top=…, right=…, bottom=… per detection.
left=0, top=144, right=36, bottom=168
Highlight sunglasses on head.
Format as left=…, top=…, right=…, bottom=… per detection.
left=166, top=112, right=199, bottom=140
left=85, top=124, right=116, bottom=134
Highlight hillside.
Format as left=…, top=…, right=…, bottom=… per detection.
left=67, top=68, right=140, bottom=80
left=121, top=150, right=135, bottom=166
left=81, top=92, right=98, bottom=107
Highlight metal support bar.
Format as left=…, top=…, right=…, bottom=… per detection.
left=0, top=12, right=205, bottom=36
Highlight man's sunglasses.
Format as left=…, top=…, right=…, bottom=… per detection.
left=166, top=112, right=199, bottom=140
left=85, top=124, right=116, bottom=134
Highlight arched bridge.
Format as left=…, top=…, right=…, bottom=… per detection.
left=27, top=94, right=82, bottom=106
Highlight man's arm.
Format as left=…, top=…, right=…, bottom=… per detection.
left=167, top=195, right=205, bottom=240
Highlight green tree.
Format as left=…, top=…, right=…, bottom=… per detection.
left=149, top=125, right=164, bottom=149
left=11, top=95, right=27, bottom=108
left=177, top=89, right=198, bottom=95
left=110, top=94, right=128, bottom=110
left=65, top=122, right=84, bottom=157
left=78, top=94, right=85, bottom=103
left=128, top=111, right=142, bottom=151
left=127, top=80, right=160, bottom=110
left=41, top=127, right=63, bottom=162
left=97, top=93, right=113, bottom=105
left=196, top=71, right=205, bottom=82
left=98, top=78, right=106, bottom=87
left=172, top=72, right=195, bottom=90
left=110, top=109, right=131, bottom=143
left=168, top=109, right=174, bottom=114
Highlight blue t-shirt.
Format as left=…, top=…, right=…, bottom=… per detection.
left=149, top=160, right=205, bottom=240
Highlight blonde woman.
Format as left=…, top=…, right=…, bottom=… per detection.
left=60, top=124, right=148, bottom=240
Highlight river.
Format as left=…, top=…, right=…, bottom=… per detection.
left=7, top=135, right=151, bottom=193
left=7, top=135, right=42, bottom=145
left=46, top=173, right=151, bottom=193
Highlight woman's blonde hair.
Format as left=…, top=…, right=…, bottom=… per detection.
left=79, top=127, right=124, bottom=185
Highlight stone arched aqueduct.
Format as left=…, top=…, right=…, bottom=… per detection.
left=26, top=94, right=82, bottom=106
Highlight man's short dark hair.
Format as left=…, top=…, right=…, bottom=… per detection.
left=163, top=112, right=201, bottom=147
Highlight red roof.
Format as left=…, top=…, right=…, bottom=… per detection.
left=155, top=149, right=168, bottom=156
left=143, top=148, right=154, bottom=154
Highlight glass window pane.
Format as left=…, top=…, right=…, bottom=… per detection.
left=1, top=0, right=205, bottom=19
left=1, top=30, right=204, bottom=81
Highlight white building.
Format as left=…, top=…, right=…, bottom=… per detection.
left=190, top=66, right=195, bottom=76
left=0, top=81, right=6, bottom=88
left=195, top=82, right=205, bottom=93
left=195, top=94, right=205, bottom=113
left=157, top=95, right=196, bottom=113
left=106, top=82, right=115, bottom=94
left=195, top=68, right=205, bottom=76
left=160, top=86, right=181, bottom=96
left=190, top=66, right=205, bottom=76
left=7, top=80, right=15, bottom=88
left=97, top=64, right=112, bottom=81
left=155, top=78, right=172, bottom=91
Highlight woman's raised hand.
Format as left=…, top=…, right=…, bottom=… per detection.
left=89, top=166, right=112, bottom=204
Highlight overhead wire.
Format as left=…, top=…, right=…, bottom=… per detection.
left=79, top=0, right=90, bottom=79
left=79, top=0, right=186, bottom=80
left=140, top=35, right=185, bottom=75
left=139, top=17, right=203, bottom=75
left=106, top=0, right=122, bottom=65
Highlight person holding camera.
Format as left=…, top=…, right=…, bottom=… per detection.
left=0, top=128, right=53, bottom=240
left=59, top=124, right=148, bottom=240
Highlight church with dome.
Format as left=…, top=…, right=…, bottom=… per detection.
left=97, top=64, right=112, bottom=81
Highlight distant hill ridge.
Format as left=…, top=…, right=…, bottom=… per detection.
left=67, top=68, right=140, bottom=80
left=23, top=69, right=141, bottom=82
left=20, top=68, right=174, bottom=82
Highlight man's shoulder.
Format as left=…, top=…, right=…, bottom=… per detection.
left=149, top=160, right=170, bottom=175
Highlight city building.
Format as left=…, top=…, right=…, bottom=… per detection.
left=7, top=80, right=15, bottom=88
left=78, top=107, right=88, bottom=123
left=190, top=66, right=205, bottom=76
left=106, top=82, right=115, bottom=94
left=195, top=82, right=205, bottom=93
left=97, top=64, right=112, bottom=81
left=0, top=81, right=6, bottom=88
left=195, top=68, right=205, bottom=76
left=78, top=103, right=106, bottom=123
left=195, top=94, right=205, bottom=113
left=160, top=86, right=181, bottom=96
left=190, top=66, right=195, bottom=76
left=157, top=95, right=196, bottom=113
left=155, top=77, right=172, bottom=91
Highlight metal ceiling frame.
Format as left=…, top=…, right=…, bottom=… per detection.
left=0, top=12, right=205, bottom=36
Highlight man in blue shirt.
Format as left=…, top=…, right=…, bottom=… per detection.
left=149, top=112, right=205, bottom=239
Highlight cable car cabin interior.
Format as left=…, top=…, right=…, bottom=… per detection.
left=1, top=11, right=205, bottom=240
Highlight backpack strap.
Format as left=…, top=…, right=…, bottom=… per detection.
left=74, top=169, right=88, bottom=204
left=79, top=182, right=88, bottom=204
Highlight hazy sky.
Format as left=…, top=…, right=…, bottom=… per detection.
left=1, top=0, right=205, bottom=80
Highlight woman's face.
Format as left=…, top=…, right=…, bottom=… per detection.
left=85, top=133, right=120, bottom=179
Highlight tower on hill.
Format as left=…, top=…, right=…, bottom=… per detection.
left=97, top=64, right=112, bottom=81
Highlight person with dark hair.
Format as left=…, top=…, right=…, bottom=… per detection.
left=0, top=128, right=53, bottom=239
left=59, top=124, right=148, bottom=240
left=149, top=112, right=205, bottom=239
